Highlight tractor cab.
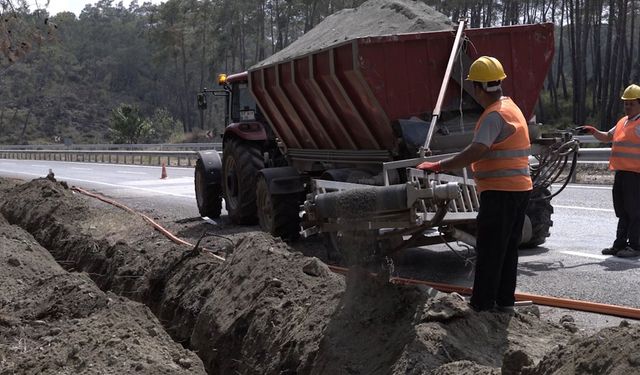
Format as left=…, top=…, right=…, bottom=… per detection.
left=197, top=72, right=262, bottom=128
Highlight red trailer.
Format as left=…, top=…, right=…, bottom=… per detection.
left=195, top=22, right=578, bottom=261
left=250, top=23, right=554, bottom=154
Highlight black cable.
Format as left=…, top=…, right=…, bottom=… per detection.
left=530, top=138, right=580, bottom=201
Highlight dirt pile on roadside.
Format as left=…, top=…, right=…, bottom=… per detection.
left=522, top=321, right=640, bottom=374
left=2, top=177, right=640, bottom=374
left=0, top=202, right=205, bottom=374
left=254, top=0, right=452, bottom=67
left=190, top=234, right=345, bottom=373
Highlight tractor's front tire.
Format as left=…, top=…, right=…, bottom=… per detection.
left=222, top=139, right=264, bottom=225
left=194, top=159, right=222, bottom=218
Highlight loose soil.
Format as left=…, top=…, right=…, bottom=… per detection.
left=1, top=176, right=639, bottom=374
left=253, top=0, right=452, bottom=68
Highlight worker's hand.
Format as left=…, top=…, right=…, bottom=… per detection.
left=417, top=160, right=442, bottom=173
left=575, top=125, right=597, bottom=135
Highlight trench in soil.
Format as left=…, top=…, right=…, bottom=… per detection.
left=4, top=178, right=638, bottom=375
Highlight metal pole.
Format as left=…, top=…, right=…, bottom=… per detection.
left=422, top=19, right=467, bottom=156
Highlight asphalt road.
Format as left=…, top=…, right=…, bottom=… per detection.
left=0, top=159, right=202, bottom=219
left=0, top=159, right=636, bottom=330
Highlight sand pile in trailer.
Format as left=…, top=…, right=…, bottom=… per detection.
left=254, top=0, right=452, bottom=67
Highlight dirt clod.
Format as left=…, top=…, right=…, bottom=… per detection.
left=302, top=257, right=330, bottom=277
left=502, top=349, right=534, bottom=375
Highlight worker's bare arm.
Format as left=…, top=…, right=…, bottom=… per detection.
left=440, top=142, right=489, bottom=171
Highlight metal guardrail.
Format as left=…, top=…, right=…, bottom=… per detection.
left=0, top=142, right=223, bottom=151
left=0, top=143, right=613, bottom=167
left=0, top=149, right=203, bottom=167
left=577, top=148, right=611, bottom=162
left=0, top=135, right=600, bottom=151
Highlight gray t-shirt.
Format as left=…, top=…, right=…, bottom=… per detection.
left=472, top=111, right=515, bottom=147
left=608, top=113, right=640, bottom=137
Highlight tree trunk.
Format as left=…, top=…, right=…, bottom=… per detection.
left=255, top=0, right=266, bottom=62
left=10, top=108, right=19, bottom=125
left=20, top=110, right=31, bottom=145
left=599, top=0, right=616, bottom=128
left=199, top=1, right=209, bottom=131
left=604, top=0, right=627, bottom=129
left=624, top=0, right=634, bottom=85
left=555, top=2, right=568, bottom=99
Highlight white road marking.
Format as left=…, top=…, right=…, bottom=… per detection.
left=557, top=184, right=611, bottom=190
left=554, top=204, right=614, bottom=213
left=30, top=164, right=48, bottom=167
left=0, top=169, right=195, bottom=199
left=117, top=171, right=147, bottom=175
left=558, top=250, right=640, bottom=264
left=71, top=167, right=93, bottom=171
left=123, top=177, right=193, bottom=186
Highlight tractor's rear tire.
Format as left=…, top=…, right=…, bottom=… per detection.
left=256, top=175, right=301, bottom=240
left=194, top=159, right=222, bottom=218
left=520, top=188, right=554, bottom=248
left=222, top=139, right=264, bottom=224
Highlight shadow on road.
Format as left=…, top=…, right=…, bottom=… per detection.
left=518, top=246, right=551, bottom=257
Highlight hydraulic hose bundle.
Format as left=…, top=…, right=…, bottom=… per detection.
left=530, top=133, right=580, bottom=201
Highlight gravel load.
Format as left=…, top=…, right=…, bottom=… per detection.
left=253, top=0, right=453, bottom=68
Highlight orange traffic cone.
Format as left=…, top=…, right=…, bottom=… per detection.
left=160, top=162, right=168, bottom=179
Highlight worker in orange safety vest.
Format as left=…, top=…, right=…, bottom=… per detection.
left=577, top=84, right=640, bottom=258
left=417, top=56, right=532, bottom=313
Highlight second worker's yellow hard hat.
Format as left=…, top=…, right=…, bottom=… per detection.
left=621, top=84, right=640, bottom=100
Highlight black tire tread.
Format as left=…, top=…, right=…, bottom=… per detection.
left=194, top=160, right=222, bottom=218
left=270, top=194, right=301, bottom=240
left=256, top=176, right=300, bottom=240
left=223, top=139, right=264, bottom=224
left=520, top=188, right=554, bottom=248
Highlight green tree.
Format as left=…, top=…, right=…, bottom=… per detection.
left=146, top=108, right=183, bottom=142
left=109, top=104, right=151, bottom=144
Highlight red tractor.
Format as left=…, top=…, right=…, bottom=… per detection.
left=195, top=22, right=578, bottom=260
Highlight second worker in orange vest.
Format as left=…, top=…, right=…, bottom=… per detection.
left=417, top=56, right=532, bottom=313
left=577, top=84, right=640, bottom=258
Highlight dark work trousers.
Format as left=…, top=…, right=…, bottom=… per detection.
left=612, top=170, right=640, bottom=250
left=470, top=189, right=531, bottom=311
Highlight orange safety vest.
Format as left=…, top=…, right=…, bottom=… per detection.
left=471, top=97, right=533, bottom=193
left=609, top=115, right=640, bottom=173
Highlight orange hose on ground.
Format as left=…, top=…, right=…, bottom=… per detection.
left=71, top=186, right=226, bottom=262
left=329, top=265, right=640, bottom=320
left=70, top=187, right=640, bottom=320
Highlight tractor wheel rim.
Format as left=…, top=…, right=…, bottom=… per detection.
left=224, top=158, right=239, bottom=208
left=258, top=185, right=273, bottom=231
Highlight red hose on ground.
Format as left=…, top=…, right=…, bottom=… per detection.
left=329, top=265, right=640, bottom=320
left=71, top=186, right=226, bottom=262
left=71, top=186, right=640, bottom=320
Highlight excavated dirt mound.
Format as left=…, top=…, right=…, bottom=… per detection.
left=254, top=0, right=453, bottom=67
left=2, top=176, right=640, bottom=374
left=0, top=195, right=205, bottom=374
left=522, top=321, right=640, bottom=374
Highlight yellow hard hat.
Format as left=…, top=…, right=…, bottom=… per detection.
left=621, top=84, right=640, bottom=100
left=466, top=56, right=507, bottom=82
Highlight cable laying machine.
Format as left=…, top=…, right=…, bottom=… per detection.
left=195, top=20, right=579, bottom=260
